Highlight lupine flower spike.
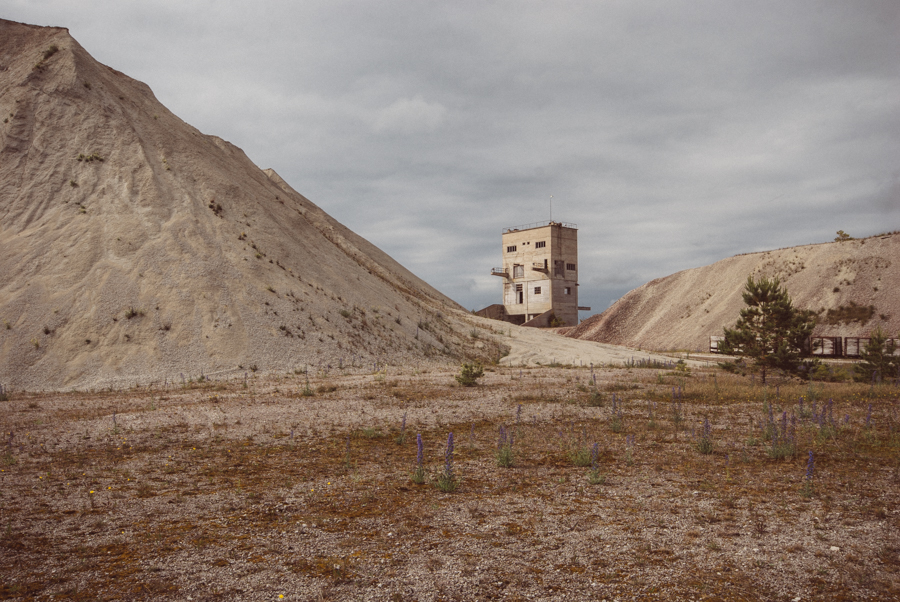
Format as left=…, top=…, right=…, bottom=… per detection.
left=437, top=432, right=458, bottom=491
left=412, top=433, right=425, bottom=484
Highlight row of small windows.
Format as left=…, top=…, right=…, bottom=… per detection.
left=505, top=240, right=546, bottom=252
left=510, top=262, right=576, bottom=277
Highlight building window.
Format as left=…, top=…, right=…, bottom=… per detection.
left=566, top=263, right=576, bottom=271
left=513, top=264, right=524, bottom=278
left=506, top=245, right=517, bottom=253
left=533, top=286, right=542, bottom=295
left=515, top=284, right=524, bottom=304
left=564, top=287, right=571, bottom=295
left=535, top=241, right=546, bottom=249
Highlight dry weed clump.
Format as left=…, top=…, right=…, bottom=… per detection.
left=0, top=366, right=897, bottom=600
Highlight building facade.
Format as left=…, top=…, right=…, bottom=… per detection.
left=487, top=221, right=583, bottom=326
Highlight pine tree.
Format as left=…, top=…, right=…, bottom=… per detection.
left=719, top=276, right=816, bottom=384
left=855, top=327, right=899, bottom=382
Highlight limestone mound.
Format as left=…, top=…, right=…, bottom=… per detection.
left=0, top=19, right=500, bottom=390
left=568, top=234, right=900, bottom=352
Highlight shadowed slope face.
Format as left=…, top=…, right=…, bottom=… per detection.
left=569, top=235, right=900, bottom=352
left=0, top=20, right=490, bottom=389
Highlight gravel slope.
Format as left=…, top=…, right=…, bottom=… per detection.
left=569, top=234, right=900, bottom=352
left=0, top=19, right=501, bottom=390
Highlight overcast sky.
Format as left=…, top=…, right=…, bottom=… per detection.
left=6, top=1, right=900, bottom=316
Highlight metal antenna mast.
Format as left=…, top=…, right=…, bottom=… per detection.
left=549, top=195, right=553, bottom=222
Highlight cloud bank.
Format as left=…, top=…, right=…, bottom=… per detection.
left=6, top=0, right=899, bottom=315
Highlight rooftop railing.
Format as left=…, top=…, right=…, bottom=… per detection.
left=503, top=220, right=577, bottom=233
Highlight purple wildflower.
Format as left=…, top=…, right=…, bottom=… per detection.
left=806, top=450, right=814, bottom=481
left=444, top=432, right=454, bottom=480
left=416, top=433, right=423, bottom=469
left=865, top=404, right=872, bottom=429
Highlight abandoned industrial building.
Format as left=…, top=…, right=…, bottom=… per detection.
left=476, top=221, right=590, bottom=327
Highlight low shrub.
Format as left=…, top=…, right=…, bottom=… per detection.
left=455, top=362, right=484, bottom=387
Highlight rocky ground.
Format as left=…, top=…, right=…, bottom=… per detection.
left=1, top=363, right=898, bottom=601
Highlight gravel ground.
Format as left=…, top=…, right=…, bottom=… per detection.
left=1, top=365, right=898, bottom=601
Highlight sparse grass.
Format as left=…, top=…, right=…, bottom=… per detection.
left=569, top=445, right=592, bottom=466
left=33, top=44, right=59, bottom=70
left=435, top=472, right=459, bottom=492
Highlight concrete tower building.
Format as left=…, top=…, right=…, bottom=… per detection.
left=479, top=220, right=588, bottom=327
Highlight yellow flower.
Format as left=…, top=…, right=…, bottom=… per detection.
left=89, top=490, right=94, bottom=494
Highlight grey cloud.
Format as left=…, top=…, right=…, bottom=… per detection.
left=5, top=0, right=899, bottom=316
